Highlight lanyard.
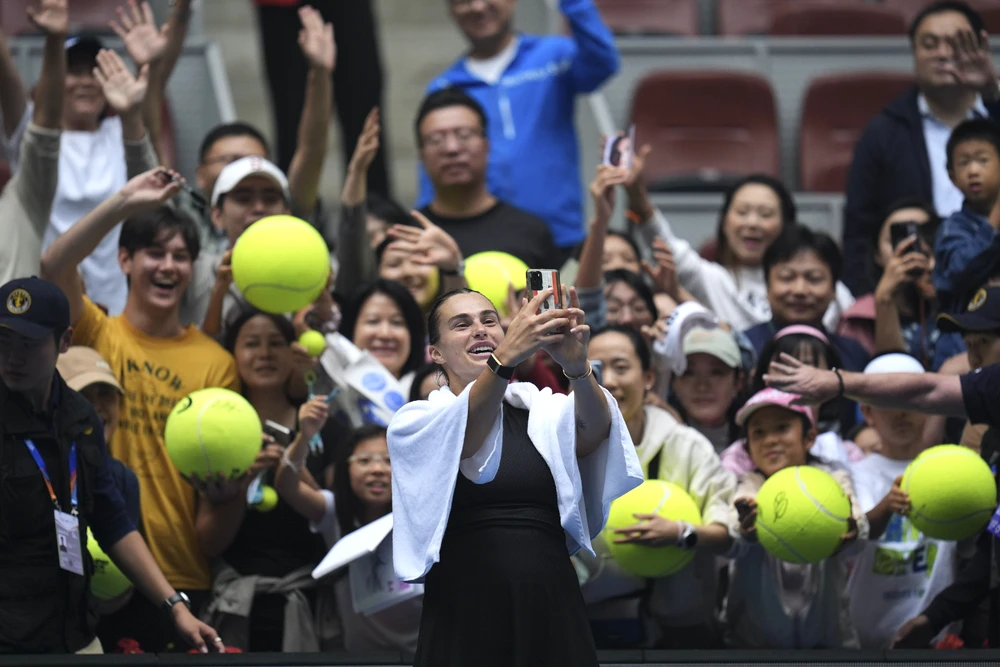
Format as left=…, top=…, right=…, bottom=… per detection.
left=23, top=439, right=77, bottom=515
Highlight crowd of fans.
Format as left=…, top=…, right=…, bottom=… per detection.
left=6, top=0, right=1000, bottom=657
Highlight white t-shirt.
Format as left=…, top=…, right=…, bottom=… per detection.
left=847, top=454, right=957, bottom=649
left=464, top=37, right=519, bottom=85
left=9, top=104, right=128, bottom=314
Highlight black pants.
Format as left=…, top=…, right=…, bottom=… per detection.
left=96, top=589, right=209, bottom=654
left=255, top=0, right=391, bottom=198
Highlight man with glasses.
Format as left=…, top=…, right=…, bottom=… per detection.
left=414, top=87, right=559, bottom=270
left=418, top=0, right=618, bottom=264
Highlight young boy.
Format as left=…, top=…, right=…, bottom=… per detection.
left=848, top=353, right=957, bottom=649
left=727, top=388, right=867, bottom=649
left=933, top=118, right=1000, bottom=313
left=40, top=168, right=239, bottom=652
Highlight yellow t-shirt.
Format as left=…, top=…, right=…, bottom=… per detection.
left=73, top=298, right=240, bottom=590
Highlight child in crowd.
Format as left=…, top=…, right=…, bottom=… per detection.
left=848, top=354, right=957, bottom=650
left=726, top=388, right=868, bottom=649
left=275, top=422, right=421, bottom=654
left=934, top=119, right=1000, bottom=313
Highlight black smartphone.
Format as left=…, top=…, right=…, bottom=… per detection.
left=889, top=221, right=924, bottom=255
left=263, top=420, right=292, bottom=447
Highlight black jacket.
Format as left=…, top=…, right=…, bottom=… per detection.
left=0, top=374, right=121, bottom=654
left=841, top=85, right=1000, bottom=296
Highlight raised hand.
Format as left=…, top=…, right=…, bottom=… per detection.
left=943, top=29, right=998, bottom=95
left=27, top=0, right=68, bottom=36
left=93, top=49, right=149, bottom=116
left=298, top=396, right=331, bottom=440
left=642, top=237, right=679, bottom=299
left=763, top=353, right=841, bottom=404
left=875, top=236, right=931, bottom=303
left=613, top=514, right=680, bottom=546
left=542, top=286, right=591, bottom=377
left=387, top=210, right=463, bottom=272
left=499, top=282, right=523, bottom=332
left=214, top=250, right=233, bottom=291
left=298, top=5, right=336, bottom=72
left=110, top=0, right=169, bottom=67
left=119, top=168, right=183, bottom=211
left=735, top=498, right=758, bottom=542
left=348, top=107, right=381, bottom=175
left=247, top=443, right=284, bottom=477
left=589, top=164, right=628, bottom=229
left=184, top=471, right=247, bottom=504
left=494, top=288, right=571, bottom=368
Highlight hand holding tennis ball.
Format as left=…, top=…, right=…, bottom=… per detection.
left=299, top=330, right=326, bottom=357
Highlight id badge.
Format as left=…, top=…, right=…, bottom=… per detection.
left=987, top=504, right=1000, bottom=539
left=54, top=510, right=84, bottom=576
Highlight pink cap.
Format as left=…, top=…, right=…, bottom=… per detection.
left=773, top=324, right=830, bottom=345
left=735, top=387, right=816, bottom=428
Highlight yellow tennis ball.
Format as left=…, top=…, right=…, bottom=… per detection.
left=231, top=215, right=330, bottom=314
left=755, top=466, right=851, bottom=564
left=464, top=254, right=514, bottom=316
left=87, top=528, right=131, bottom=600
left=467, top=251, right=529, bottom=291
left=902, top=444, right=996, bottom=541
left=299, top=330, right=326, bottom=357
left=603, top=480, right=702, bottom=577
left=256, top=485, right=279, bottom=512
left=164, top=388, right=262, bottom=481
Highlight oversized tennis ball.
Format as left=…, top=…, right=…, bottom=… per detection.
left=256, top=485, right=279, bottom=512
left=87, top=528, right=131, bottom=600
left=164, top=388, right=262, bottom=481
left=299, top=330, right=326, bottom=357
left=464, top=254, right=517, bottom=316
left=603, top=480, right=702, bottom=577
left=902, top=444, right=996, bottom=541
left=231, top=215, right=331, bottom=314
left=755, top=466, right=851, bottom=564
left=468, top=251, right=529, bottom=291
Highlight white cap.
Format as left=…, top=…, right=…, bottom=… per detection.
left=655, top=301, right=719, bottom=375
left=864, top=353, right=925, bottom=375
left=212, top=156, right=290, bottom=207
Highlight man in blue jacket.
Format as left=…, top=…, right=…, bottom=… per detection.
left=418, top=0, right=619, bottom=261
left=842, top=0, right=1000, bottom=297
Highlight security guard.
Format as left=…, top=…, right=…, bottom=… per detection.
left=0, top=277, right=223, bottom=654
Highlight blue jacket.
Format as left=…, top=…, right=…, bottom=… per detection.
left=417, top=0, right=619, bottom=249
left=934, top=201, right=997, bottom=313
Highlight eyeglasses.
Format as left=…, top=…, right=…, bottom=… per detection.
left=421, top=127, right=483, bottom=150
left=348, top=453, right=391, bottom=468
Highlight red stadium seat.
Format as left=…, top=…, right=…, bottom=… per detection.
left=629, top=70, right=780, bottom=191
left=981, top=7, right=1000, bottom=32
left=799, top=72, right=914, bottom=193
left=717, top=0, right=865, bottom=36
left=883, top=0, right=1000, bottom=26
left=593, top=0, right=698, bottom=36
left=769, top=5, right=907, bottom=36
left=1, top=0, right=117, bottom=35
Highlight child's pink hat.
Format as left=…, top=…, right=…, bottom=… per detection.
left=735, top=387, right=816, bottom=428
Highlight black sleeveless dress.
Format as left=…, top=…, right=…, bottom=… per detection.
left=413, top=405, right=599, bottom=667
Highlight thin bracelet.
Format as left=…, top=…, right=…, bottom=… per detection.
left=563, top=362, right=593, bottom=382
left=831, top=368, right=845, bottom=399
left=281, top=448, right=307, bottom=475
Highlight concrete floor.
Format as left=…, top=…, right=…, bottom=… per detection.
left=201, top=0, right=466, bottom=207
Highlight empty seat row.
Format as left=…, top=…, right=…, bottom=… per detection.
left=629, top=70, right=913, bottom=193
left=596, top=0, right=1000, bottom=37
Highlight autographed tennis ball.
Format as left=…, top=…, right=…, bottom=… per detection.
left=299, top=330, right=326, bottom=357
left=164, top=388, right=262, bottom=481
left=87, top=528, right=131, bottom=600
left=231, top=215, right=330, bottom=314
left=902, top=444, right=996, bottom=541
left=464, top=253, right=521, bottom=316
left=755, top=466, right=851, bottom=564
left=604, top=480, right=702, bottom=577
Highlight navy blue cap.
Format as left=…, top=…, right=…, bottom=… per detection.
left=938, top=286, right=1000, bottom=334
left=0, top=277, right=70, bottom=340
left=64, top=34, right=103, bottom=62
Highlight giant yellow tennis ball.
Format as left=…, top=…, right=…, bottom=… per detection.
left=464, top=254, right=513, bottom=316
left=231, top=215, right=331, bottom=314
left=755, top=466, right=851, bottom=564
left=603, top=480, right=702, bottom=577
left=902, top=444, right=996, bottom=541
left=299, top=330, right=326, bottom=357
left=87, top=528, right=131, bottom=600
left=468, top=251, right=529, bottom=291
left=164, top=388, right=262, bottom=481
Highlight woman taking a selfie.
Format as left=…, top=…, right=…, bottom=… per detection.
left=387, top=287, right=642, bottom=666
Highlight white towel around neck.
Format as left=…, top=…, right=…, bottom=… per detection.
left=386, top=380, right=644, bottom=583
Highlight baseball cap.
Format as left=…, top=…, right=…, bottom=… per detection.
left=864, top=353, right=925, bottom=375
left=211, top=156, right=290, bottom=207
left=682, top=326, right=741, bottom=369
left=65, top=35, right=103, bottom=65
left=0, top=277, right=70, bottom=341
left=735, top=387, right=816, bottom=428
left=937, top=287, right=1000, bottom=333
left=57, top=346, right=123, bottom=394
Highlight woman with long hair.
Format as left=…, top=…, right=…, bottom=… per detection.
left=387, top=287, right=642, bottom=666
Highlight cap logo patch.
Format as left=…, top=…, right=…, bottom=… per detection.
left=969, top=288, right=988, bottom=312
left=6, top=289, right=30, bottom=315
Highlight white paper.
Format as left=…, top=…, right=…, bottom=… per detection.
left=349, top=536, right=424, bottom=615
left=312, top=514, right=394, bottom=579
